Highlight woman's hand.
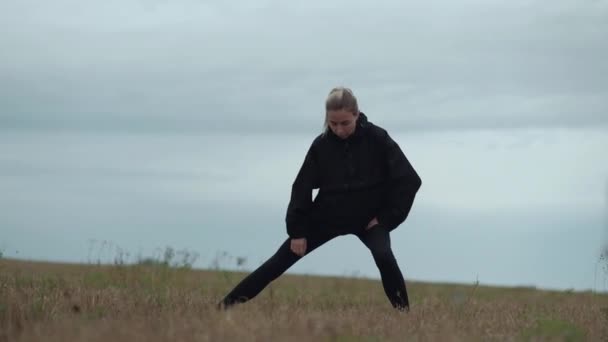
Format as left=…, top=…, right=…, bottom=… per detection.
left=366, top=217, right=379, bottom=230
left=290, top=238, right=307, bottom=256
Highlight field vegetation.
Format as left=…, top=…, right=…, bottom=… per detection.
left=1, top=254, right=607, bottom=341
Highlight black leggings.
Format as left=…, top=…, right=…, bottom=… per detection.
left=219, top=226, right=409, bottom=310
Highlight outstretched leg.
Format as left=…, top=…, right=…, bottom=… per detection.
left=357, top=226, right=409, bottom=311
left=219, top=230, right=336, bottom=309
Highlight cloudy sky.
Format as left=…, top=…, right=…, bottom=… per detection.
left=1, top=0, right=607, bottom=292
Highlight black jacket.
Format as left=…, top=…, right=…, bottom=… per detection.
left=285, top=112, right=422, bottom=238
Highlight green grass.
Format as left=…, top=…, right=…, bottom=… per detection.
left=1, top=258, right=607, bottom=341
left=521, top=319, right=586, bottom=341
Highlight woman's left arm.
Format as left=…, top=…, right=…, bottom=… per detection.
left=375, top=131, right=422, bottom=231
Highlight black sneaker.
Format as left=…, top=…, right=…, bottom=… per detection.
left=396, top=304, right=410, bottom=313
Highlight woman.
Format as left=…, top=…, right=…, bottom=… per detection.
left=218, top=87, right=422, bottom=311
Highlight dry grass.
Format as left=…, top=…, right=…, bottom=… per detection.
left=1, top=258, right=607, bottom=341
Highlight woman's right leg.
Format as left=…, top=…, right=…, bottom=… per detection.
left=218, top=230, right=336, bottom=309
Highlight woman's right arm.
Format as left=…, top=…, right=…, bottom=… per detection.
left=290, top=238, right=307, bottom=256
left=285, top=142, right=320, bottom=239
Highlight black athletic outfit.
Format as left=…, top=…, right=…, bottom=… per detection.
left=219, top=112, right=422, bottom=310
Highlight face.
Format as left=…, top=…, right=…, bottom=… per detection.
left=327, top=109, right=359, bottom=139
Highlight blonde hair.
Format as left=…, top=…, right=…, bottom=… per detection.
left=323, top=87, right=359, bottom=132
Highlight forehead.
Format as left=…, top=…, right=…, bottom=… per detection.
left=327, top=109, right=356, bottom=122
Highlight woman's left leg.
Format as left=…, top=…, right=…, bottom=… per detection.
left=356, top=225, right=410, bottom=311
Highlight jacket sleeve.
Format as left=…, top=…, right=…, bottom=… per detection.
left=285, top=143, right=320, bottom=238
left=376, top=131, right=422, bottom=231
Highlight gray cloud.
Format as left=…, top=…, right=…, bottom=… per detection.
left=1, top=0, right=607, bottom=133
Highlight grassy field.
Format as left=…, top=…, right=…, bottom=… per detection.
left=1, top=258, right=607, bottom=341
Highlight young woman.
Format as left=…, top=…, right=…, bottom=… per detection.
left=218, top=87, right=422, bottom=311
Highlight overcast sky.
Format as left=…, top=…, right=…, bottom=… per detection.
left=1, top=0, right=607, bottom=292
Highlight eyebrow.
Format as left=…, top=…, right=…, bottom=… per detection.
left=330, top=120, right=351, bottom=124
